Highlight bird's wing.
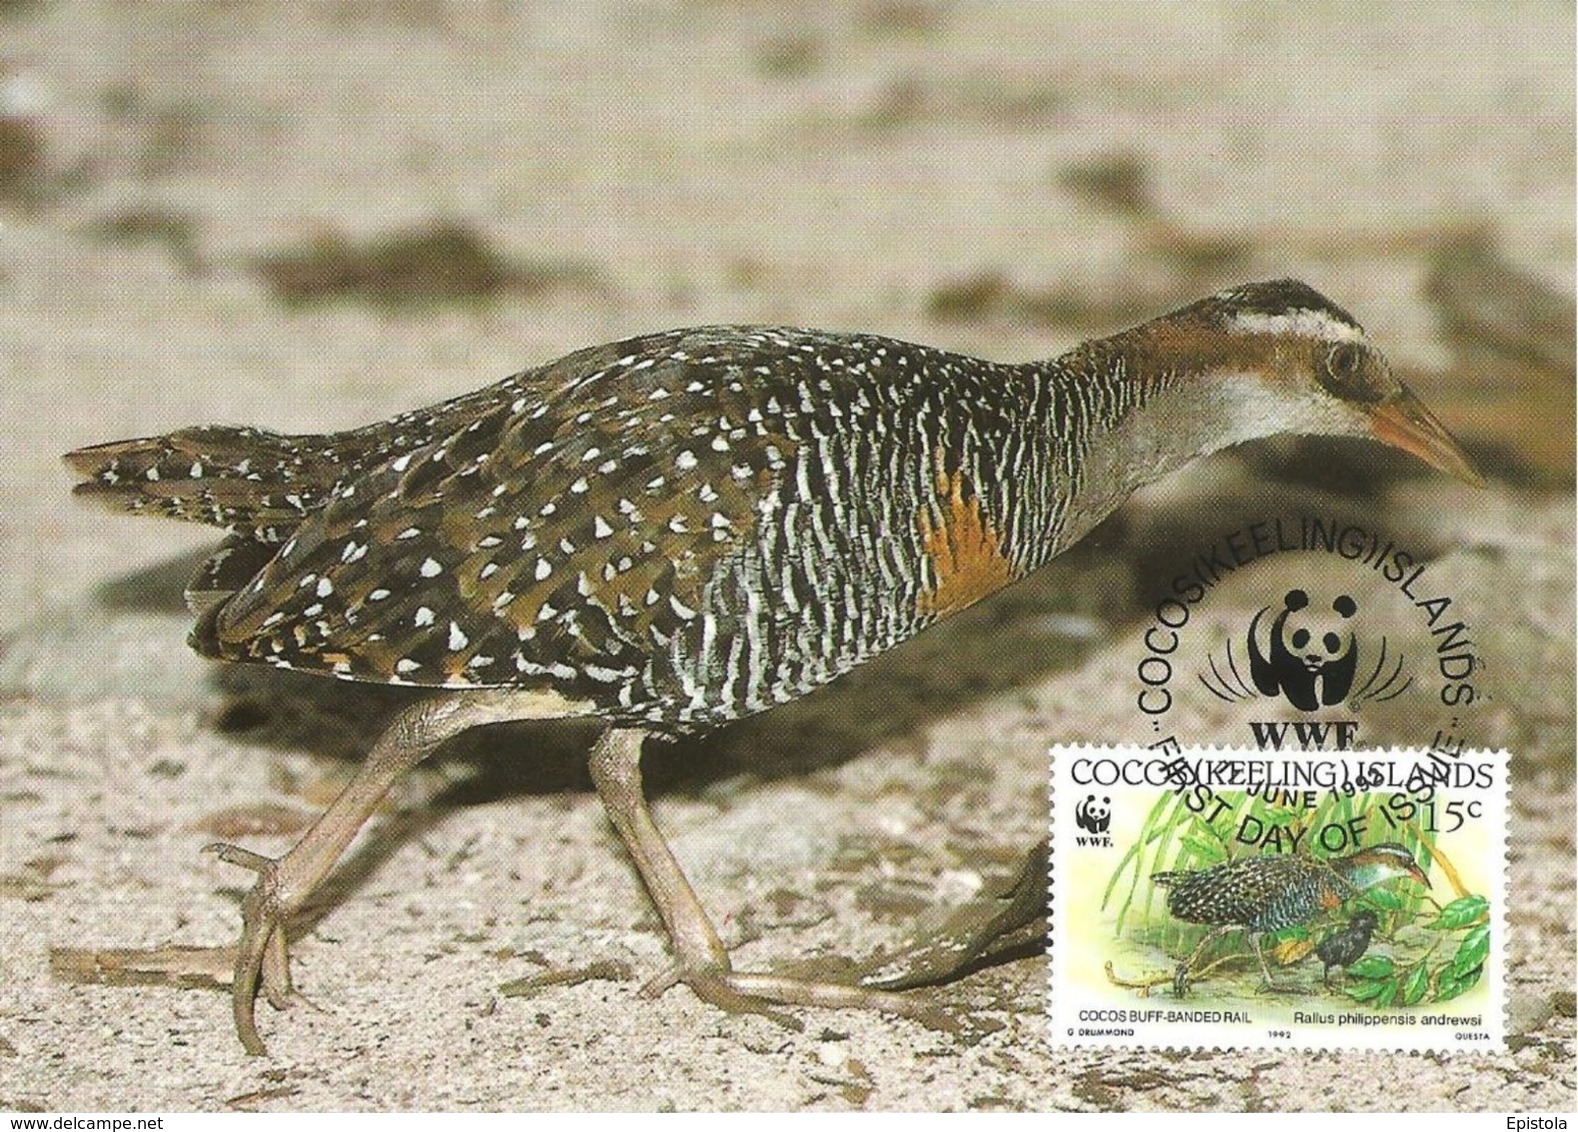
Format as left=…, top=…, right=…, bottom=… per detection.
left=203, top=330, right=807, bottom=694
left=185, top=533, right=281, bottom=615
left=67, top=349, right=563, bottom=541
left=1160, top=855, right=1310, bottom=925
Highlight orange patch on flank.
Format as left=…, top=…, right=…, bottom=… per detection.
left=1318, top=884, right=1344, bottom=911
left=915, top=451, right=1015, bottom=619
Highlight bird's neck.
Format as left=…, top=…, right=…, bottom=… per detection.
left=1337, top=859, right=1405, bottom=891
left=1018, top=330, right=1300, bottom=556
left=1070, top=328, right=1304, bottom=482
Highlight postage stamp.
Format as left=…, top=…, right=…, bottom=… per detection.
left=1049, top=745, right=1507, bottom=1051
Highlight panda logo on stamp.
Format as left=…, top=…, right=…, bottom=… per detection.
left=1074, top=794, right=1113, bottom=844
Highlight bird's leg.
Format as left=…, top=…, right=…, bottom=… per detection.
left=207, top=690, right=531, bottom=1055
left=1249, top=933, right=1301, bottom=994
left=587, top=727, right=941, bottom=1027
left=1173, top=925, right=1235, bottom=997
left=857, top=838, right=1048, bottom=991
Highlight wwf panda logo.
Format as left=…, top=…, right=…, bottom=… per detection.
left=1248, top=588, right=1359, bottom=710
left=1199, top=586, right=1413, bottom=711
left=1075, top=794, right=1111, bottom=834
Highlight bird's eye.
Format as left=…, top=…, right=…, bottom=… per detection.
left=1322, top=342, right=1379, bottom=401
left=1327, top=343, right=1361, bottom=378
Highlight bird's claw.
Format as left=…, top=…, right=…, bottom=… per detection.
left=205, top=841, right=275, bottom=874
left=206, top=841, right=297, bottom=1055
left=676, top=970, right=805, bottom=1031
left=644, top=963, right=801, bottom=1029
left=642, top=962, right=951, bottom=1032
left=1172, top=962, right=1192, bottom=998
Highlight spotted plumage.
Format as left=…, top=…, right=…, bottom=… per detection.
left=71, top=324, right=1151, bottom=730
left=64, top=281, right=1477, bottom=1053
left=1155, top=843, right=1429, bottom=995
left=1156, top=852, right=1362, bottom=933
left=70, top=281, right=1477, bottom=739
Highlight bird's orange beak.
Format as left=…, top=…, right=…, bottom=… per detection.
left=1371, top=386, right=1485, bottom=488
left=1409, top=862, right=1432, bottom=889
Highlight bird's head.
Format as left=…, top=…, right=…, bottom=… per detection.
left=1348, top=909, right=1380, bottom=932
left=1336, top=842, right=1431, bottom=891
left=1123, top=280, right=1483, bottom=487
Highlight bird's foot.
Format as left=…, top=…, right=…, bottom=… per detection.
left=854, top=840, right=1049, bottom=993
left=1172, top=962, right=1193, bottom=998
left=206, top=841, right=304, bottom=1056
left=647, top=962, right=954, bottom=1032
left=49, top=842, right=315, bottom=1058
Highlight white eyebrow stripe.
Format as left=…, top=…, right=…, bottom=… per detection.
left=1227, top=309, right=1365, bottom=343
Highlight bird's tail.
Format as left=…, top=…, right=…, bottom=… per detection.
left=1150, top=871, right=1183, bottom=888
left=64, top=424, right=352, bottom=541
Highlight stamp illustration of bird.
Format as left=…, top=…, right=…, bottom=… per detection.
left=1315, top=909, right=1380, bottom=989
left=1153, top=843, right=1429, bottom=996
left=65, top=280, right=1478, bottom=1053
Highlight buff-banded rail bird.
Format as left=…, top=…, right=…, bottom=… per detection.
left=1154, top=843, right=1429, bottom=995
left=65, top=280, right=1480, bottom=1053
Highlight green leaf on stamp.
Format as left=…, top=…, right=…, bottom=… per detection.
left=1451, top=924, right=1490, bottom=976
left=1347, top=978, right=1390, bottom=1004
left=1402, top=963, right=1430, bottom=1006
left=1426, top=894, right=1488, bottom=930
left=1180, top=835, right=1219, bottom=860
left=1435, top=964, right=1482, bottom=1002
left=1347, top=955, right=1395, bottom=980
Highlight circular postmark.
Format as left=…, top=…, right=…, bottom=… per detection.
left=1131, top=514, right=1486, bottom=754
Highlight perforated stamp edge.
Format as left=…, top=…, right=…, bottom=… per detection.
left=1046, top=744, right=1508, bottom=1053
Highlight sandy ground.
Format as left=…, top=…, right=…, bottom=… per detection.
left=1, top=1, right=1573, bottom=1112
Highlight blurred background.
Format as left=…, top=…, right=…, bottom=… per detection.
left=2, top=1, right=1571, bottom=619
left=0, top=0, right=1572, bottom=1112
